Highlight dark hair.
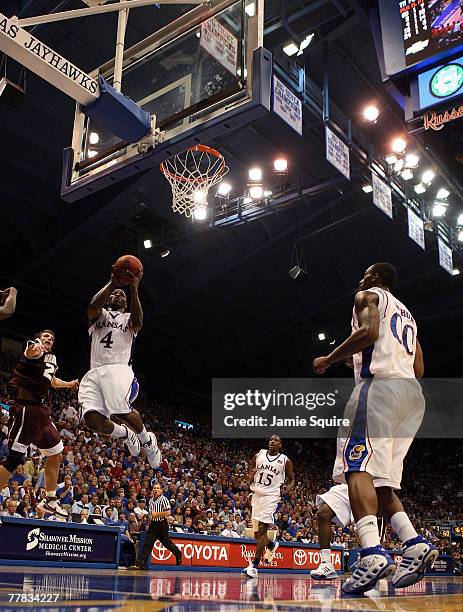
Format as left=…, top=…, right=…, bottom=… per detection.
left=35, top=329, right=55, bottom=339
left=371, top=263, right=398, bottom=289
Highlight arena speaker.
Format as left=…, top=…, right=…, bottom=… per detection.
left=289, top=243, right=307, bottom=281
left=289, top=264, right=307, bottom=282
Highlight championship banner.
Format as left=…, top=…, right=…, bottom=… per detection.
left=438, top=238, right=453, bottom=275
left=325, top=126, right=350, bottom=180
left=0, top=517, right=119, bottom=567
left=372, top=171, right=393, bottom=219
left=200, top=16, right=238, bottom=75
left=149, top=533, right=343, bottom=572
left=273, top=76, right=303, bottom=135
left=407, top=207, right=425, bottom=250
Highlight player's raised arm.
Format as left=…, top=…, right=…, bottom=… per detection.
left=0, top=287, right=18, bottom=320
left=284, top=459, right=295, bottom=492
left=87, top=270, right=117, bottom=323
left=128, top=269, right=143, bottom=334
left=246, top=454, right=257, bottom=487
left=414, top=338, right=424, bottom=379
left=313, top=291, right=380, bottom=374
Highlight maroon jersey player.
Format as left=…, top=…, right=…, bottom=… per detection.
left=0, top=329, right=79, bottom=518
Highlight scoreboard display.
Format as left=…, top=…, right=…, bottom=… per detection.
left=379, top=0, right=463, bottom=76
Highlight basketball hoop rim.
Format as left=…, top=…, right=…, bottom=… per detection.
left=160, top=144, right=226, bottom=184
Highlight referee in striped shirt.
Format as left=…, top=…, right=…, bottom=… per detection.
left=136, top=483, right=182, bottom=569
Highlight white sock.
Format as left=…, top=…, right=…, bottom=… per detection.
left=111, top=423, right=128, bottom=439
left=390, top=512, right=418, bottom=543
left=356, top=515, right=381, bottom=548
left=320, top=548, right=331, bottom=564
left=46, top=490, right=56, bottom=499
left=137, top=426, right=150, bottom=444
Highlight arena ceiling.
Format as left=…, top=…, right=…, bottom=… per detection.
left=1, top=0, right=462, bottom=404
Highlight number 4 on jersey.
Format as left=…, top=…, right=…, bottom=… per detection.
left=100, top=331, right=114, bottom=349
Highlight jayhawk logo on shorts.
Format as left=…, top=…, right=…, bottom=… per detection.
left=349, top=444, right=366, bottom=461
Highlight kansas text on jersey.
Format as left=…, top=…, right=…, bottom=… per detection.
left=89, top=308, right=136, bottom=369
left=352, top=287, right=417, bottom=382
left=8, top=352, right=58, bottom=402
left=252, top=449, right=288, bottom=495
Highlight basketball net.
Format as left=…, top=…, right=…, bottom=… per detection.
left=160, top=144, right=228, bottom=217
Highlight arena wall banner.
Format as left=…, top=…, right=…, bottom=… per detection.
left=349, top=549, right=454, bottom=577
left=147, top=533, right=343, bottom=573
left=0, top=517, right=120, bottom=568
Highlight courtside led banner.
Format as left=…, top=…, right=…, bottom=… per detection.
left=0, top=517, right=119, bottom=566
left=149, top=534, right=343, bottom=572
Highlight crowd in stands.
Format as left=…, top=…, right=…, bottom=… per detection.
left=0, top=357, right=462, bottom=572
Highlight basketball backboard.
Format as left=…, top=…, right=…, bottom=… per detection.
left=61, top=0, right=271, bottom=202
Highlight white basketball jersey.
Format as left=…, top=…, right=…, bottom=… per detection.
left=352, top=287, right=417, bottom=383
left=251, top=449, right=288, bottom=495
left=89, top=308, right=136, bottom=369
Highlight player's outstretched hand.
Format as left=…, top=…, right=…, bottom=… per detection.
left=68, top=379, right=80, bottom=391
left=313, top=356, right=331, bottom=374
left=25, top=339, right=46, bottom=358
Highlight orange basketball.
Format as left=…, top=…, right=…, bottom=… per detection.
left=113, top=255, right=143, bottom=285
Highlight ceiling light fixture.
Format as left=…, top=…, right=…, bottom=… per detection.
left=391, top=137, right=407, bottom=154
left=283, top=41, right=299, bottom=56
left=363, top=104, right=380, bottom=123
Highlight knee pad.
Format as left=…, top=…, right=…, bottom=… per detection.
left=3, top=450, right=25, bottom=473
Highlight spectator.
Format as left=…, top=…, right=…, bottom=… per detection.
left=57, top=476, right=74, bottom=512
left=1, top=498, right=22, bottom=518
left=221, top=521, right=239, bottom=538
left=133, top=499, right=148, bottom=521
left=182, top=517, right=196, bottom=534
left=10, top=465, right=26, bottom=486
left=71, top=494, right=90, bottom=516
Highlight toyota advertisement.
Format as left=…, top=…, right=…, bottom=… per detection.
left=149, top=535, right=343, bottom=572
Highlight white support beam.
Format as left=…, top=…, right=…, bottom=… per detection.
left=0, top=13, right=99, bottom=105
left=18, top=0, right=206, bottom=28
left=113, top=2, right=129, bottom=92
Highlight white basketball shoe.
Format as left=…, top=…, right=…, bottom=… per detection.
left=242, top=563, right=258, bottom=578
left=310, top=561, right=338, bottom=580
left=143, top=432, right=161, bottom=469
left=123, top=425, right=141, bottom=457
left=37, top=497, right=68, bottom=519
left=392, top=535, right=439, bottom=588
left=342, top=545, right=396, bottom=594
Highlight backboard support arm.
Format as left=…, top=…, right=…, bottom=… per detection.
left=17, top=0, right=206, bottom=28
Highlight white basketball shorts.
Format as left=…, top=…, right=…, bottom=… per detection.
left=78, top=364, right=139, bottom=418
left=251, top=492, right=280, bottom=530
left=333, top=378, right=425, bottom=490
left=316, top=484, right=353, bottom=528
